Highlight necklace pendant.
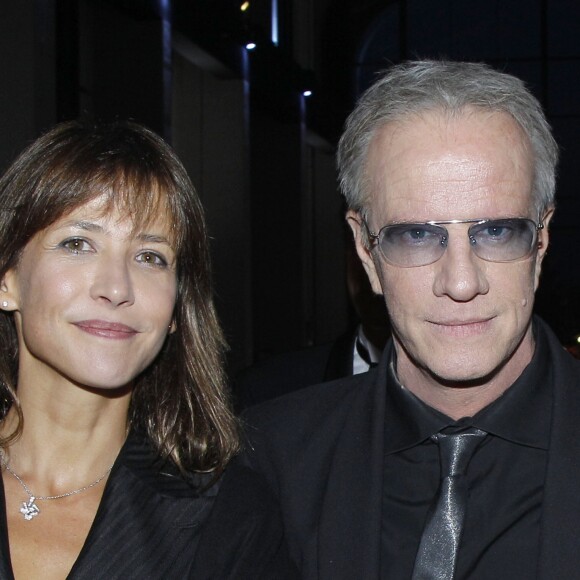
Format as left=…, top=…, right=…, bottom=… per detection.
left=20, top=497, right=39, bottom=521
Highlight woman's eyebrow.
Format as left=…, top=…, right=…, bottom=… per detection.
left=61, top=220, right=104, bottom=232
left=137, top=233, right=172, bottom=245
left=56, top=221, right=172, bottom=245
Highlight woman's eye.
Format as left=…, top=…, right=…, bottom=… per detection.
left=137, top=251, right=168, bottom=267
left=60, top=238, right=91, bottom=254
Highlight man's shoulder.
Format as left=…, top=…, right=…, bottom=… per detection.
left=234, top=332, right=357, bottom=408
left=247, top=367, right=373, bottom=413
left=243, top=369, right=377, bottom=448
left=538, top=316, right=580, bottom=379
left=236, top=343, right=336, bottom=397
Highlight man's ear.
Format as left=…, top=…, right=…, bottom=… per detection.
left=537, top=208, right=554, bottom=256
left=0, top=268, right=20, bottom=312
left=534, top=207, right=555, bottom=290
left=346, top=210, right=384, bottom=296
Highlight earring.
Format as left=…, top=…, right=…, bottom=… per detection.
left=1, top=301, right=8, bottom=308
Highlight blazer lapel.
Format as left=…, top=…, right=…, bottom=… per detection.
left=0, top=475, right=14, bottom=580
left=324, top=330, right=357, bottom=381
left=69, top=433, right=217, bottom=579
left=537, top=328, right=580, bottom=578
left=318, top=361, right=387, bottom=579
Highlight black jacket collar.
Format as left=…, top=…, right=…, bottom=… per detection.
left=0, top=431, right=218, bottom=579
left=315, top=317, right=580, bottom=578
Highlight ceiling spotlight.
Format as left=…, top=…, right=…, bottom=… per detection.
left=240, top=1, right=250, bottom=11
left=302, top=90, right=313, bottom=97
left=245, top=42, right=257, bottom=50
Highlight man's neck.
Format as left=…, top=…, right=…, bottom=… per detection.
left=393, top=340, right=535, bottom=420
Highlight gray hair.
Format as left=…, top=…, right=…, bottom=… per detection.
left=337, top=60, right=558, bottom=218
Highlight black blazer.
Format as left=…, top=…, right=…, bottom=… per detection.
left=243, top=318, right=580, bottom=579
left=0, top=432, right=297, bottom=579
left=235, top=330, right=356, bottom=409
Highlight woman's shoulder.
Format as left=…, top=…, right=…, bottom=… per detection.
left=191, top=456, right=299, bottom=579
left=114, top=432, right=297, bottom=577
left=116, top=430, right=218, bottom=498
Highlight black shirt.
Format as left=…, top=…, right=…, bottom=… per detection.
left=381, top=326, right=552, bottom=579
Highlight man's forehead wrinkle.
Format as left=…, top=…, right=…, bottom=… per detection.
left=370, top=156, right=505, bottom=204
left=367, top=131, right=533, bottom=216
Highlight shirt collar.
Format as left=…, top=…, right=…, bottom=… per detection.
left=383, top=319, right=552, bottom=454
left=356, top=325, right=383, bottom=365
left=353, top=325, right=382, bottom=375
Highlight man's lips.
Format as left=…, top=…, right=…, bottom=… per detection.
left=73, top=320, right=138, bottom=339
left=428, top=317, right=495, bottom=336
left=430, top=317, right=493, bottom=326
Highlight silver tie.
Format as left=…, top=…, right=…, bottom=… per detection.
left=411, top=427, right=487, bottom=580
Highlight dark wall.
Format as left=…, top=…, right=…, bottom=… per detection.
left=2, top=0, right=579, bottom=363
left=322, top=0, right=580, bottom=345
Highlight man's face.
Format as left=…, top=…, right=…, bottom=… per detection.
left=349, top=109, right=552, bottom=397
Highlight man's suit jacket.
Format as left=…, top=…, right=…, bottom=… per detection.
left=0, top=432, right=296, bottom=579
left=244, top=318, right=580, bottom=579
left=235, top=331, right=356, bottom=410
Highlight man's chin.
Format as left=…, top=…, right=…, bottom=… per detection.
left=425, top=366, right=500, bottom=389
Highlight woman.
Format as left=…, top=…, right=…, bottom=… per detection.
left=0, top=121, right=294, bottom=579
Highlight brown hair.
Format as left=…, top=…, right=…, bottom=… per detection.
left=0, top=120, right=239, bottom=473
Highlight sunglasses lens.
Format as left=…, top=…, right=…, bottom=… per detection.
left=374, top=218, right=537, bottom=267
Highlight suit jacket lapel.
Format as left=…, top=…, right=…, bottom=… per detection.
left=317, top=321, right=580, bottom=579
left=0, top=474, right=14, bottom=580
left=318, top=361, right=387, bottom=579
left=69, top=432, right=217, bottom=579
left=324, top=330, right=357, bottom=381
left=537, top=325, right=580, bottom=579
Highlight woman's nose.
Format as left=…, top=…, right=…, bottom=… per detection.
left=89, top=257, right=135, bottom=307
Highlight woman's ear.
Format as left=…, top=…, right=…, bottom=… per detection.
left=0, top=269, right=19, bottom=311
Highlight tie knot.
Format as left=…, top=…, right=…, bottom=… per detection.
left=434, top=427, right=487, bottom=477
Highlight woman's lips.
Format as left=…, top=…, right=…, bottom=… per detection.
left=74, top=320, right=138, bottom=339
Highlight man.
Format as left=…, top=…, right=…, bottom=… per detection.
left=244, top=60, right=580, bottom=579
left=235, top=236, right=389, bottom=409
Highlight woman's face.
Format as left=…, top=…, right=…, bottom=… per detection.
left=1, top=194, right=178, bottom=392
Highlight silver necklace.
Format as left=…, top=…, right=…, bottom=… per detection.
left=2, top=459, right=114, bottom=521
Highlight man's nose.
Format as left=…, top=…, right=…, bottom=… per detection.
left=432, top=235, right=489, bottom=301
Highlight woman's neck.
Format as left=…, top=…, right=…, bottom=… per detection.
left=1, top=380, right=130, bottom=490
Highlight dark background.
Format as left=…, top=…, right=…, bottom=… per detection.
left=1, top=0, right=579, bottom=373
